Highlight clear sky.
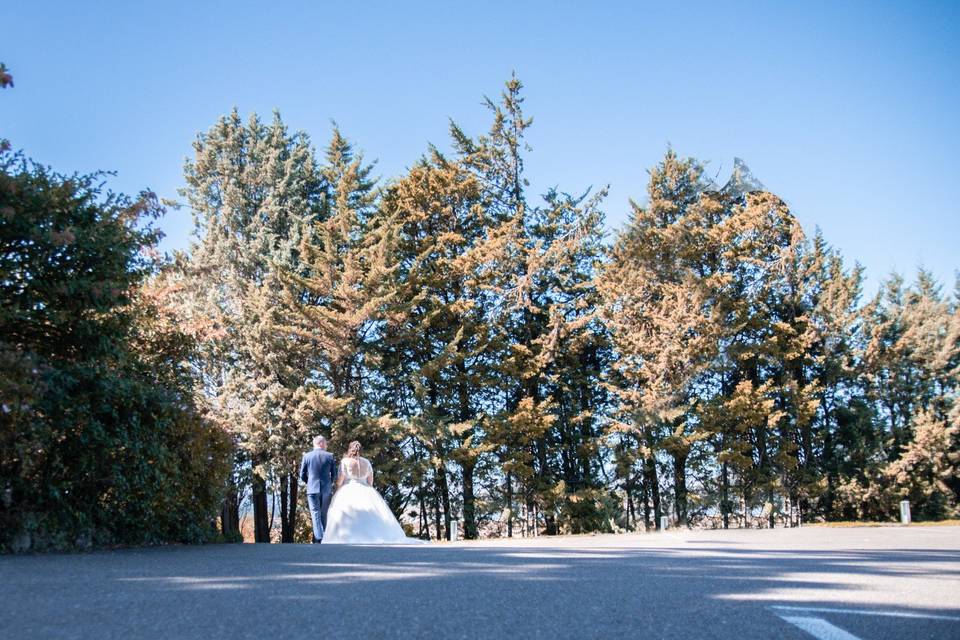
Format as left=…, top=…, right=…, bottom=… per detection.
left=4, top=1, right=958, bottom=294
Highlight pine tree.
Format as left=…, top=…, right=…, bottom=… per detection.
left=863, top=271, right=958, bottom=458
left=376, top=148, right=493, bottom=539
left=180, top=110, right=320, bottom=542
left=447, top=76, right=544, bottom=535
left=885, top=409, right=957, bottom=519
left=803, top=233, right=870, bottom=519
left=601, top=150, right=719, bottom=529
left=450, top=76, right=614, bottom=535
left=277, top=128, right=405, bottom=524
left=528, top=188, right=611, bottom=533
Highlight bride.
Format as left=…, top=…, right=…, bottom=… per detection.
left=322, top=441, right=425, bottom=544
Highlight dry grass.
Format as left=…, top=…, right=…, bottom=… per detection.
left=809, top=519, right=960, bottom=528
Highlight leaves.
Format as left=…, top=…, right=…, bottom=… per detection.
left=1, top=157, right=231, bottom=551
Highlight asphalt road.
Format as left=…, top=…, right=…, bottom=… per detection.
left=2, top=526, right=958, bottom=640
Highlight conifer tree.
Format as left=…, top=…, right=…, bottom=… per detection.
left=863, top=271, right=958, bottom=458
left=180, top=110, right=320, bottom=542
left=803, top=233, right=868, bottom=519
left=277, top=128, right=404, bottom=521
left=851, top=271, right=960, bottom=518
left=450, top=76, right=613, bottom=535
left=601, top=151, right=720, bottom=529
left=447, top=76, right=545, bottom=535
left=376, top=149, right=492, bottom=538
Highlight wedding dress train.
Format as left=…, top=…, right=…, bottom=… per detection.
left=322, top=457, right=425, bottom=544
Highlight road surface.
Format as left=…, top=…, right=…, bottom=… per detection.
left=2, top=526, right=958, bottom=639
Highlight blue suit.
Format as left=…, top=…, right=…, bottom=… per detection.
left=300, top=448, right=337, bottom=541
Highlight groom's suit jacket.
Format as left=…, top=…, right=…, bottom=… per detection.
left=300, top=449, right=337, bottom=496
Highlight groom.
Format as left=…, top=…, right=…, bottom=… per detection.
left=300, top=435, right=337, bottom=543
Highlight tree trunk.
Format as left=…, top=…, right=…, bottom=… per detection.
left=220, top=474, right=240, bottom=540
left=418, top=483, right=427, bottom=538
left=455, top=364, right=478, bottom=540
left=461, top=459, right=477, bottom=539
left=643, top=452, right=661, bottom=530
left=721, top=461, right=730, bottom=530
left=279, top=474, right=289, bottom=542
left=526, top=492, right=535, bottom=537
left=506, top=470, right=514, bottom=538
left=673, top=451, right=688, bottom=528
left=535, top=435, right=558, bottom=536
left=290, top=474, right=298, bottom=536
left=269, top=483, right=276, bottom=532
left=220, top=496, right=239, bottom=540
left=767, top=488, right=776, bottom=529
left=437, top=463, right=451, bottom=540
left=822, top=396, right=836, bottom=518
left=252, top=472, right=270, bottom=543
left=641, top=470, right=651, bottom=532
left=432, top=476, right=442, bottom=540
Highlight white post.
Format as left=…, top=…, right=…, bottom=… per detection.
left=659, top=516, right=668, bottom=531
left=450, top=519, right=459, bottom=541
left=899, top=500, right=911, bottom=525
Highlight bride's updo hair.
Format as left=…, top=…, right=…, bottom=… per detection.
left=346, top=441, right=362, bottom=458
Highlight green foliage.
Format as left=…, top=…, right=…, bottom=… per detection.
left=8, top=74, right=953, bottom=551
left=0, top=156, right=231, bottom=551
left=178, top=109, right=324, bottom=542
left=603, top=149, right=958, bottom=529
left=171, top=79, right=951, bottom=536
left=1, top=62, right=11, bottom=154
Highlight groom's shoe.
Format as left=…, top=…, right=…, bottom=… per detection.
left=312, top=538, right=322, bottom=544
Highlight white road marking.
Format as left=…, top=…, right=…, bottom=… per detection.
left=772, top=605, right=960, bottom=622
left=778, top=615, right=863, bottom=640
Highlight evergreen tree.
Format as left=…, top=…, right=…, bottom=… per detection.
left=180, top=110, right=320, bottom=542
left=451, top=76, right=613, bottom=535
left=601, top=150, right=720, bottom=529
left=377, top=149, right=493, bottom=539
left=277, top=128, right=405, bottom=528
left=0, top=154, right=230, bottom=551
left=803, top=233, right=870, bottom=519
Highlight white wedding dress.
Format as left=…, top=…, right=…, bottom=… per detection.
left=322, top=457, right=424, bottom=544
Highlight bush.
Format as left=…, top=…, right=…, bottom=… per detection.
left=0, top=155, right=231, bottom=552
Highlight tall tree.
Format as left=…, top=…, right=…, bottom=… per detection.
left=278, top=128, right=404, bottom=523
left=377, top=149, right=493, bottom=539
left=801, top=233, right=867, bottom=519
left=180, top=109, right=320, bottom=542
left=452, top=76, right=613, bottom=535
left=602, top=150, right=719, bottom=529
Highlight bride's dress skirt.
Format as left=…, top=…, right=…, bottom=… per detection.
left=322, top=481, right=425, bottom=544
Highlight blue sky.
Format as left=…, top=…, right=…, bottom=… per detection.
left=4, top=1, right=958, bottom=294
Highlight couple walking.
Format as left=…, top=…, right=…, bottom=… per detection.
left=299, top=436, right=423, bottom=544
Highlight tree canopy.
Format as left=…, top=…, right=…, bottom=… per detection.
left=2, top=74, right=957, bottom=550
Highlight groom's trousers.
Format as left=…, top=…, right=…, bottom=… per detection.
left=307, top=493, right=325, bottom=541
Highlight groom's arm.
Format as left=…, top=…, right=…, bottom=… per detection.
left=299, top=455, right=308, bottom=484
left=330, top=456, right=338, bottom=486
